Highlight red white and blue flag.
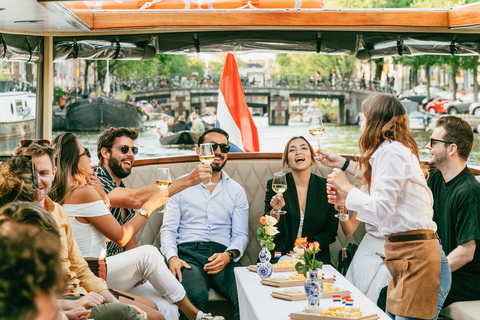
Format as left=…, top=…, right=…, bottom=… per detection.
left=215, top=52, right=260, bottom=152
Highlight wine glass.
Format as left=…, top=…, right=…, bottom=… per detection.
left=272, top=172, right=288, bottom=215
left=199, top=143, right=216, bottom=186
left=155, top=168, right=172, bottom=190
left=334, top=205, right=349, bottom=222
left=309, top=115, right=325, bottom=151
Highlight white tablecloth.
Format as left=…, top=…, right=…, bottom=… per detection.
left=234, top=265, right=390, bottom=320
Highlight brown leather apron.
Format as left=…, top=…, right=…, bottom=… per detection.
left=384, top=229, right=440, bottom=319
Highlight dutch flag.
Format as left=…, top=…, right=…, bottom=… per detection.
left=215, top=53, right=260, bottom=152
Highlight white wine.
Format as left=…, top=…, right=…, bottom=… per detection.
left=156, top=180, right=172, bottom=190
left=199, top=155, right=215, bottom=165
left=272, top=184, right=287, bottom=194
left=309, top=128, right=325, bottom=137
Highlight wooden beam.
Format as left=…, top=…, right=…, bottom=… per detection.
left=449, top=2, right=480, bottom=29
left=36, top=36, right=53, bottom=140
left=90, top=10, right=448, bottom=30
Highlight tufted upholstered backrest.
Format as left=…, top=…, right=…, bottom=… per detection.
left=125, top=153, right=366, bottom=268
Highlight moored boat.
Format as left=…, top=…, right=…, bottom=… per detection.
left=159, top=130, right=201, bottom=146
left=0, top=92, right=36, bottom=155
left=65, top=97, right=144, bottom=131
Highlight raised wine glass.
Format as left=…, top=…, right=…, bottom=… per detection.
left=272, top=172, right=288, bottom=215
left=155, top=168, right=172, bottom=190
left=309, top=115, right=325, bottom=151
left=199, top=143, right=216, bottom=186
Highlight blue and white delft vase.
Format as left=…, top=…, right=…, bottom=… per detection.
left=257, top=246, right=273, bottom=279
left=304, top=270, right=323, bottom=307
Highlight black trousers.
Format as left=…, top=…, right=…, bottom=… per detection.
left=178, top=242, right=241, bottom=320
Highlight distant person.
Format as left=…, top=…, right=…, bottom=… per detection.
left=204, top=65, right=212, bottom=86
left=187, top=112, right=196, bottom=130
left=314, top=71, right=322, bottom=87
left=328, top=71, right=333, bottom=86
left=172, top=116, right=189, bottom=133
left=156, top=114, right=170, bottom=139
left=190, top=114, right=205, bottom=134
left=264, top=136, right=337, bottom=264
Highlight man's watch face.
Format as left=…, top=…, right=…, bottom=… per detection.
left=228, top=251, right=234, bottom=261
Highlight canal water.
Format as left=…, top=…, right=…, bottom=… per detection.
left=56, top=116, right=480, bottom=168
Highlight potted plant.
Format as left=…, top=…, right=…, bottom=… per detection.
left=293, top=237, right=323, bottom=307
left=256, top=215, right=279, bottom=279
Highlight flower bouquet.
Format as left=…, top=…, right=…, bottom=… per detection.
left=293, top=237, right=322, bottom=277
left=257, top=215, right=279, bottom=251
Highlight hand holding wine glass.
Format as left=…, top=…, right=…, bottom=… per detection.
left=199, top=143, right=216, bottom=186
left=272, top=172, right=287, bottom=215
left=309, top=115, right=325, bottom=151
left=155, top=168, right=172, bottom=190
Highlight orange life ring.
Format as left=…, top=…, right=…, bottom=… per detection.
left=199, top=0, right=324, bottom=9
left=75, top=0, right=199, bottom=10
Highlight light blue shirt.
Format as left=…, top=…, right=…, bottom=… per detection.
left=160, top=170, right=249, bottom=262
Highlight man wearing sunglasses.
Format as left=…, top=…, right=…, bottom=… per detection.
left=425, top=116, right=480, bottom=308
left=161, top=128, right=249, bottom=320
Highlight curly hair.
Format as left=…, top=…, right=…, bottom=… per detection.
left=97, top=127, right=138, bottom=166
left=0, top=202, right=64, bottom=320
left=0, top=156, right=37, bottom=206
left=359, top=93, right=427, bottom=192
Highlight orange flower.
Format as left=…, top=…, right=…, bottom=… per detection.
left=308, top=242, right=320, bottom=252
left=294, top=237, right=308, bottom=248
left=259, top=216, right=266, bottom=225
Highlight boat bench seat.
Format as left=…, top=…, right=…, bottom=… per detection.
left=125, top=158, right=365, bottom=305
left=441, top=301, right=480, bottom=320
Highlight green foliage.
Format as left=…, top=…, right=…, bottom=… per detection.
left=257, top=227, right=275, bottom=251
left=0, top=62, right=11, bottom=81
left=332, top=0, right=475, bottom=8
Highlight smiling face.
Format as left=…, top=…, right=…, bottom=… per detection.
left=286, top=138, right=314, bottom=171
left=426, top=126, right=449, bottom=167
left=76, top=140, right=93, bottom=177
left=32, top=154, right=56, bottom=204
left=104, top=136, right=136, bottom=179
left=196, top=132, right=229, bottom=171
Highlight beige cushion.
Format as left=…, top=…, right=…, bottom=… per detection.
left=125, top=158, right=365, bottom=269
left=441, top=301, right=480, bottom=320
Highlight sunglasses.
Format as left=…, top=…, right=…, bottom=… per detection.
left=79, top=147, right=91, bottom=159
left=210, top=143, right=230, bottom=153
left=21, top=155, right=39, bottom=190
left=430, top=137, right=453, bottom=147
left=116, top=145, right=139, bottom=155
left=20, top=139, right=50, bottom=147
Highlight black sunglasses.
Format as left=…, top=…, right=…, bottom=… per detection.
left=79, top=147, right=91, bottom=159
left=20, top=139, right=50, bottom=147
left=117, top=145, right=139, bottom=155
left=21, top=155, right=39, bottom=190
left=430, top=137, right=453, bottom=147
left=210, top=143, right=230, bottom=153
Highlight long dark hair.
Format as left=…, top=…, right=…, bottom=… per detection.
left=359, top=93, right=427, bottom=191
left=50, top=133, right=85, bottom=205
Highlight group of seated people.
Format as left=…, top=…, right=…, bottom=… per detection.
left=1, top=93, right=479, bottom=320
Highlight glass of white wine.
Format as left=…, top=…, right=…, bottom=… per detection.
left=272, top=172, right=287, bottom=215
left=155, top=168, right=172, bottom=190
left=199, top=143, right=216, bottom=186
left=309, top=115, right=325, bottom=151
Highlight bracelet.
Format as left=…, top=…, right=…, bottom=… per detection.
left=341, top=158, right=350, bottom=171
left=104, top=198, right=110, bottom=206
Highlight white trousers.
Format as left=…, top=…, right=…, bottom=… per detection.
left=105, top=245, right=185, bottom=320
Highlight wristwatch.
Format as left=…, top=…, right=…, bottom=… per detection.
left=227, top=250, right=235, bottom=262
left=138, top=209, right=148, bottom=219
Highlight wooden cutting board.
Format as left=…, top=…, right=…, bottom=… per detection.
left=261, top=277, right=334, bottom=287
left=271, top=289, right=351, bottom=301
left=289, top=311, right=379, bottom=320
left=248, top=264, right=297, bottom=273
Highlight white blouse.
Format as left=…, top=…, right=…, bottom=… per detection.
left=346, top=140, right=437, bottom=236
left=63, top=200, right=110, bottom=259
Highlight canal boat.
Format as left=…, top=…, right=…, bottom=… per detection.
left=0, top=92, right=36, bottom=155
left=2, top=1, right=480, bottom=319
left=160, top=130, right=201, bottom=146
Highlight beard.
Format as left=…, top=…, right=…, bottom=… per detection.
left=211, top=157, right=227, bottom=172
left=108, top=156, right=132, bottom=179
left=430, top=148, right=448, bottom=167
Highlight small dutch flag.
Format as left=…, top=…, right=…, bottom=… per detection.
left=342, top=296, right=350, bottom=305
left=333, top=295, right=341, bottom=304
left=274, top=252, right=282, bottom=258
left=333, top=275, right=336, bottom=282
left=346, top=299, right=354, bottom=307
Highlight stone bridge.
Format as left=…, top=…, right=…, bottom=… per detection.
left=133, top=87, right=371, bottom=125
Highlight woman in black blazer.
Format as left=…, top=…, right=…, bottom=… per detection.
left=264, top=136, right=338, bottom=264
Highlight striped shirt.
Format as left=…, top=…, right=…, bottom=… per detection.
left=93, top=166, right=136, bottom=257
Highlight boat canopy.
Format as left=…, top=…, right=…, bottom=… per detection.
left=1, top=1, right=480, bottom=63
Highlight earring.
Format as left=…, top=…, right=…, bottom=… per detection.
left=287, top=164, right=291, bottom=168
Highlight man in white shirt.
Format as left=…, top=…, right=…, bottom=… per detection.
left=160, top=128, right=249, bottom=320
left=156, top=114, right=170, bottom=139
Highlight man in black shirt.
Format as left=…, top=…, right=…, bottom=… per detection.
left=426, top=116, right=480, bottom=307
